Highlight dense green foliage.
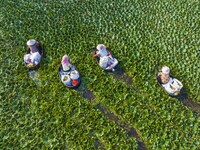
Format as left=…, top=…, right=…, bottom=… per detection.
left=1, top=0, right=199, bottom=149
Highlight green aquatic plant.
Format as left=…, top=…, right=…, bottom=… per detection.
left=1, top=0, right=200, bottom=149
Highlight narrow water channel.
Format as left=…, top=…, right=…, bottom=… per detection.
left=96, top=103, right=148, bottom=150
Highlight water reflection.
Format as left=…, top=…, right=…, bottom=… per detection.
left=28, top=70, right=42, bottom=87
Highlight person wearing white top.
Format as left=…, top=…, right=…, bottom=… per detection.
left=24, top=39, right=42, bottom=66
left=157, top=66, right=183, bottom=95
left=93, top=44, right=118, bottom=71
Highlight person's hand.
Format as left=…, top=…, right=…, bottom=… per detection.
left=93, top=54, right=97, bottom=58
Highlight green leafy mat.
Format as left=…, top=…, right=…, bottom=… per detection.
left=1, top=0, right=199, bottom=149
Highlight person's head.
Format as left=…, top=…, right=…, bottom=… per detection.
left=62, top=55, right=70, bottom=71
left=162, top=66, right=170, bottom=75
left=96, top=44, right=106, bottom=51
left=27, top=39, right=36, bottom=47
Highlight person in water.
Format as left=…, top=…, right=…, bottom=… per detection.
left=157, top=66, right=170, bottom=84
left=60, top=55, right=79, bottom=86
left=93, top=44, right=117, bottom=71
left=157, top=66, right=183, bottom=95
left=24, top=39, right=42, bottom=66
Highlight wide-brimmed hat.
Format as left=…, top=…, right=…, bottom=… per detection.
left=96, top=44, right=106, bottom=51
left=162, top=66, right=170, bottom=74
left=27, top=39, right=36, bottom=46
